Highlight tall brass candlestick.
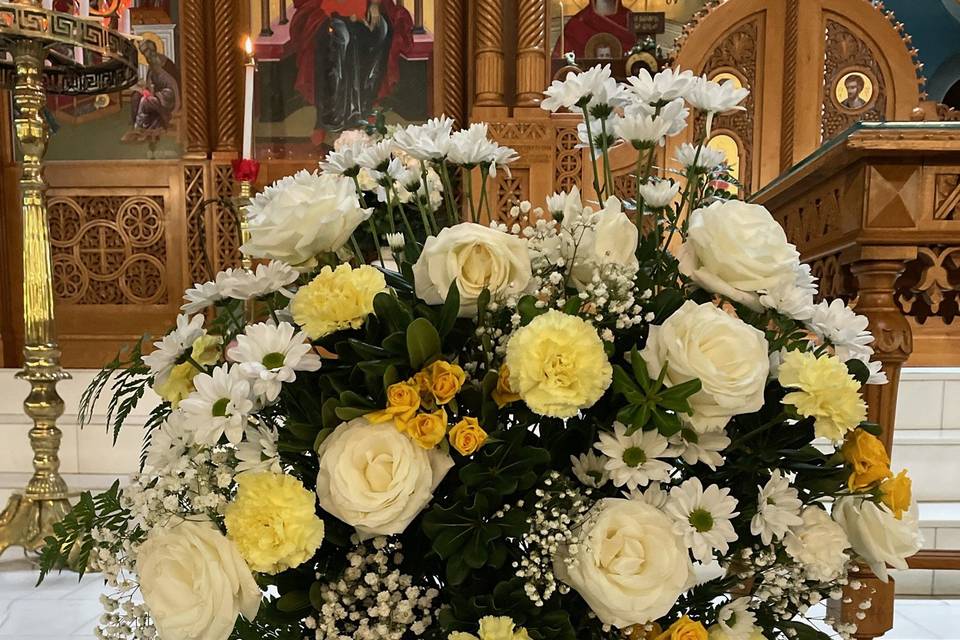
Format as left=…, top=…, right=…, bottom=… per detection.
left=0, top=0, right=138, bottom=554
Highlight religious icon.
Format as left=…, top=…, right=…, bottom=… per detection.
left=833, top=70, right=875, bottom=113
left=552, top=0, right=634, bottom=59
left=122, top=39, right=181, bottom=143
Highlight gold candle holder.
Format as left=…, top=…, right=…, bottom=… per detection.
left=0, top=0, right=138, bottom=555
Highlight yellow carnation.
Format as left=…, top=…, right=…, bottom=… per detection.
left=656, top=616, right=708, bottom=640
left=290, top=264, right=386, bottom=339
left=708, top=627, right=767, bottom=640
left=446, top=616, right=530, bottom=640
left=419, top=360, right=467, bottom=406
left=224, top=471, right=325, bottom=574
left=841, top=429, right=891, bottom=490
left=778, top=350, right=867, bottom=442
left=504, top=310, right=612, bottom=418
left=880, top=469, right=912, bottom=519
left=492, top=364, right=521, bottom=408
left=368, top=381, right=421, bottom=424
left=448, top=417, right=488, bottom=456
left=403, top=408, right=448, bottom=449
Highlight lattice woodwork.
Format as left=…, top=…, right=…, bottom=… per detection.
left=693, top=17, right=758, bottom=194
left=184, top=164, right=212, bottom=283
left=554, top=126, right=582, bottom=193
left=821, top=19, right=887, bottom=141
left=213, top=163, right=241, bottom=271
left=496, top=171, right=528, bottom=217
left=896, top=246, right=960, bottom=324
left=48, top=195, right=167, bottom=305
left=808, top=254, right=854, bottom=302
left=613, top=174, right=636, bottom=202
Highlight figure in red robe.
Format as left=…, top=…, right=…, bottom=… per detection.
left=289, top=0, right=413, bottom=144
left=553, top=0, right=635, bottom=59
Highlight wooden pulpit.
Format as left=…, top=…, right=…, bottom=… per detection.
left=754, top=121, right=960, bottom=639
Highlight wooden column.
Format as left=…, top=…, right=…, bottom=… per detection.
left=515, top=0, right=546, bottom=108
left=474, top=0, right=506, bottom=108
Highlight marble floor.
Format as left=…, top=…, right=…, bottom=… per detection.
left=1, top=550, right=959, bottom=639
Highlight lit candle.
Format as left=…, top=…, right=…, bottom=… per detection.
left=242, top=36, right=255, bottom=160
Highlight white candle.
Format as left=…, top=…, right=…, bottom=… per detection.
left=41, top=0, right=53, bottom=9
left=119, top=8, right=130, bottom=35
left=242, top=37, right=255, bottom=160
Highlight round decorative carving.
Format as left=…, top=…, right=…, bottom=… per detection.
left=118, top=198, right=165, bottom=248
left=76, top=220, right=127, bottom=278
left=119, top=254, right=165, bottom=305
left=47, top=198, right=85, bottom=246
left=52, top=254, right=87, bottom=303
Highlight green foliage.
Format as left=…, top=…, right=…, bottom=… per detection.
left=611, top=349, right=702, bottom=436
left=78, top=340, right=151, bottom=443
left=38, top=481, right=137, bottom=584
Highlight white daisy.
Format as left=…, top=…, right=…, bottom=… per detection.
left=235, top=420, right=281, bottom=474
left=665, top=477, right=740, bottom=562
left=759, top=264, right=817, bottom=322
left=356, top=139, right=394, bottom=172
left=447, top=123, right=498, bottom=166
left=392, top=117, right=454, bottom=161
left=320, top=139, right=365, bottom=176
left=614, top=111, right=673, bottom=149
left=585, top=75, right=629, bottom=113
left=488, top=143, right=520, bottom=177
left=625, top=67, right=696, bottom=104
left=675, top=142, right=726, bottom=172
left=228, top=322, right=321, bottom=402
left=219, top=261, right=298, bottom=300
left=667, top=429, right=731, bottom=470
left=143, top=411, right=192, bottom=473
left=594, top=422, right=673, bottom=491
left=624, top=481, right=669, bottom=508
left=570, top=451, right=610, bottom=488
left=807, top=299, right=874, bottom=358
left=576, top=121, right=617, bottom=158
left=685, top=76, right=749, bottom=114
left=637, top=179, right=680, bottom=209
left=180, top=364, right=254, bottom=445
left=541, top=64, right=612, bottom=112
left=626, top=96, right=689, bottom=137
left=750, top=469, right=803, bottom=546
left=716, top=598, right=758, bottom=640
left=143, top=314, right=206, bottom=383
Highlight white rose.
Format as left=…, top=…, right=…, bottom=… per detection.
left=678, top=200, right=800, bottom=310
left=556, top=498, right=692, bottom=628
left=564, top=196, right=639, bottom=288
left=413, top=222, right=533, bottom=317
left=316, top=417, right=454, bottom=538
left=784, top=506, right=850, bottom=582
left=640, top=301, right=769, bottom=432
left=242, top=170, right=371, bottom=266
left=137, top=518, right=260, bottom=640
left=832, top=498, right=922, bottom=582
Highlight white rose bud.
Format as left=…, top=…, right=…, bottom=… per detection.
left=412, top=222, right=533, bottom=317
left=678, top=200, right=800, bottom=310
left=137, top=518, right=261, bottom=640
left=833, top=498, right=922, bottom=582
left=640, top=300, right=769, bottom=432
left=315, top=418, right=454, bottom=539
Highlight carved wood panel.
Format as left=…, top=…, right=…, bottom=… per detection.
left=694, top=17, right=759, bottom=195
left=48, top=195, right=168, bottom=305
left=934, top=174, right=960, bottom=221
left=554, top=126, right=582, bottom=193
left=184, top=164, right=212, bottom=284
left=213, top=162, right=242, bottom=272
left=896, top=247, right=960, bottom=324
left=821, top=19, right=887, bottom=141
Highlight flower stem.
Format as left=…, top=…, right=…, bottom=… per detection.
left=418, top=162, right=439, bottom=234
left=580, top=105, right=604, bottom=200
left=464, top=167, right=477, bottom=224
left=598, top=116, right=614, bottom=197
left=438, top=161, right=459, bottom=226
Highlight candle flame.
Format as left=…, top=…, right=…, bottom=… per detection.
left=243, top=36, right=254, bottom=56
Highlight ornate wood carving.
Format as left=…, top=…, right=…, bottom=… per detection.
left=515, top=0, right=546, bottom=108
left=48, top=195, right=168, bottom=305
left=474, top=0, right=506, bottom=107
left=821, top=20, right=887, bottom=141
left=213, top=163, right=241, bottom=271
left=808, top=254, right=854, bottom=302
left=435, top=0, right=468, bottom=126
left=694, top=17, right=758, bottom=194
left=896, top=246, right=960, bottom=324
left=934, top=173, right=960, bottom=220
left=496, top=170, right=528, bottom=216
left=554, top=126, right=582, bottom=193
left=180, top=0, right=209, bottom=156
left=183, top=164, right=211, bottom=284
left=209, top=0, right=242, bottom=154
left=779, top=0, right=799, bottom=172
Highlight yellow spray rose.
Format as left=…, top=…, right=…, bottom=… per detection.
left=448, top=417, right=488, bottom=456
left=880, top=469, right=913, bottom=519
left=492, top=364, right=521, bottom=408
left=290, top=264, right=386, bottom=339
left=153, top=334, right=221, bottom=406
left=416, top=360, right=467, bottom=406
left=224, top=471, right=325, bottom=574
left=841, top=429, right=891, bottom=490
left=655, top=617, right=708, bottom=640
left=504, top=310, right=612, bottom=419
left=403, top=408, right=448, bottom=449
left=778, top=350, right=867, bottom=442
left=368, top=381, right=421, bottom=425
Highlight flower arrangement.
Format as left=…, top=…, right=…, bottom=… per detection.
left=41, top=65, right=921, bottom=640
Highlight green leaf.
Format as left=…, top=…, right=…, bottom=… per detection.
left=437, top=280, right=461, bottom=338
left=406, top=317, right=442, bottom=369
left=373, top=292, right=413, bottom=334
left=516, top=295, right=544, bottom=324
left=275, top=590, right=310, bottom=613
left=630, top=348, right=653, bottom=390
left=845, top=358, right=871, bottom=385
